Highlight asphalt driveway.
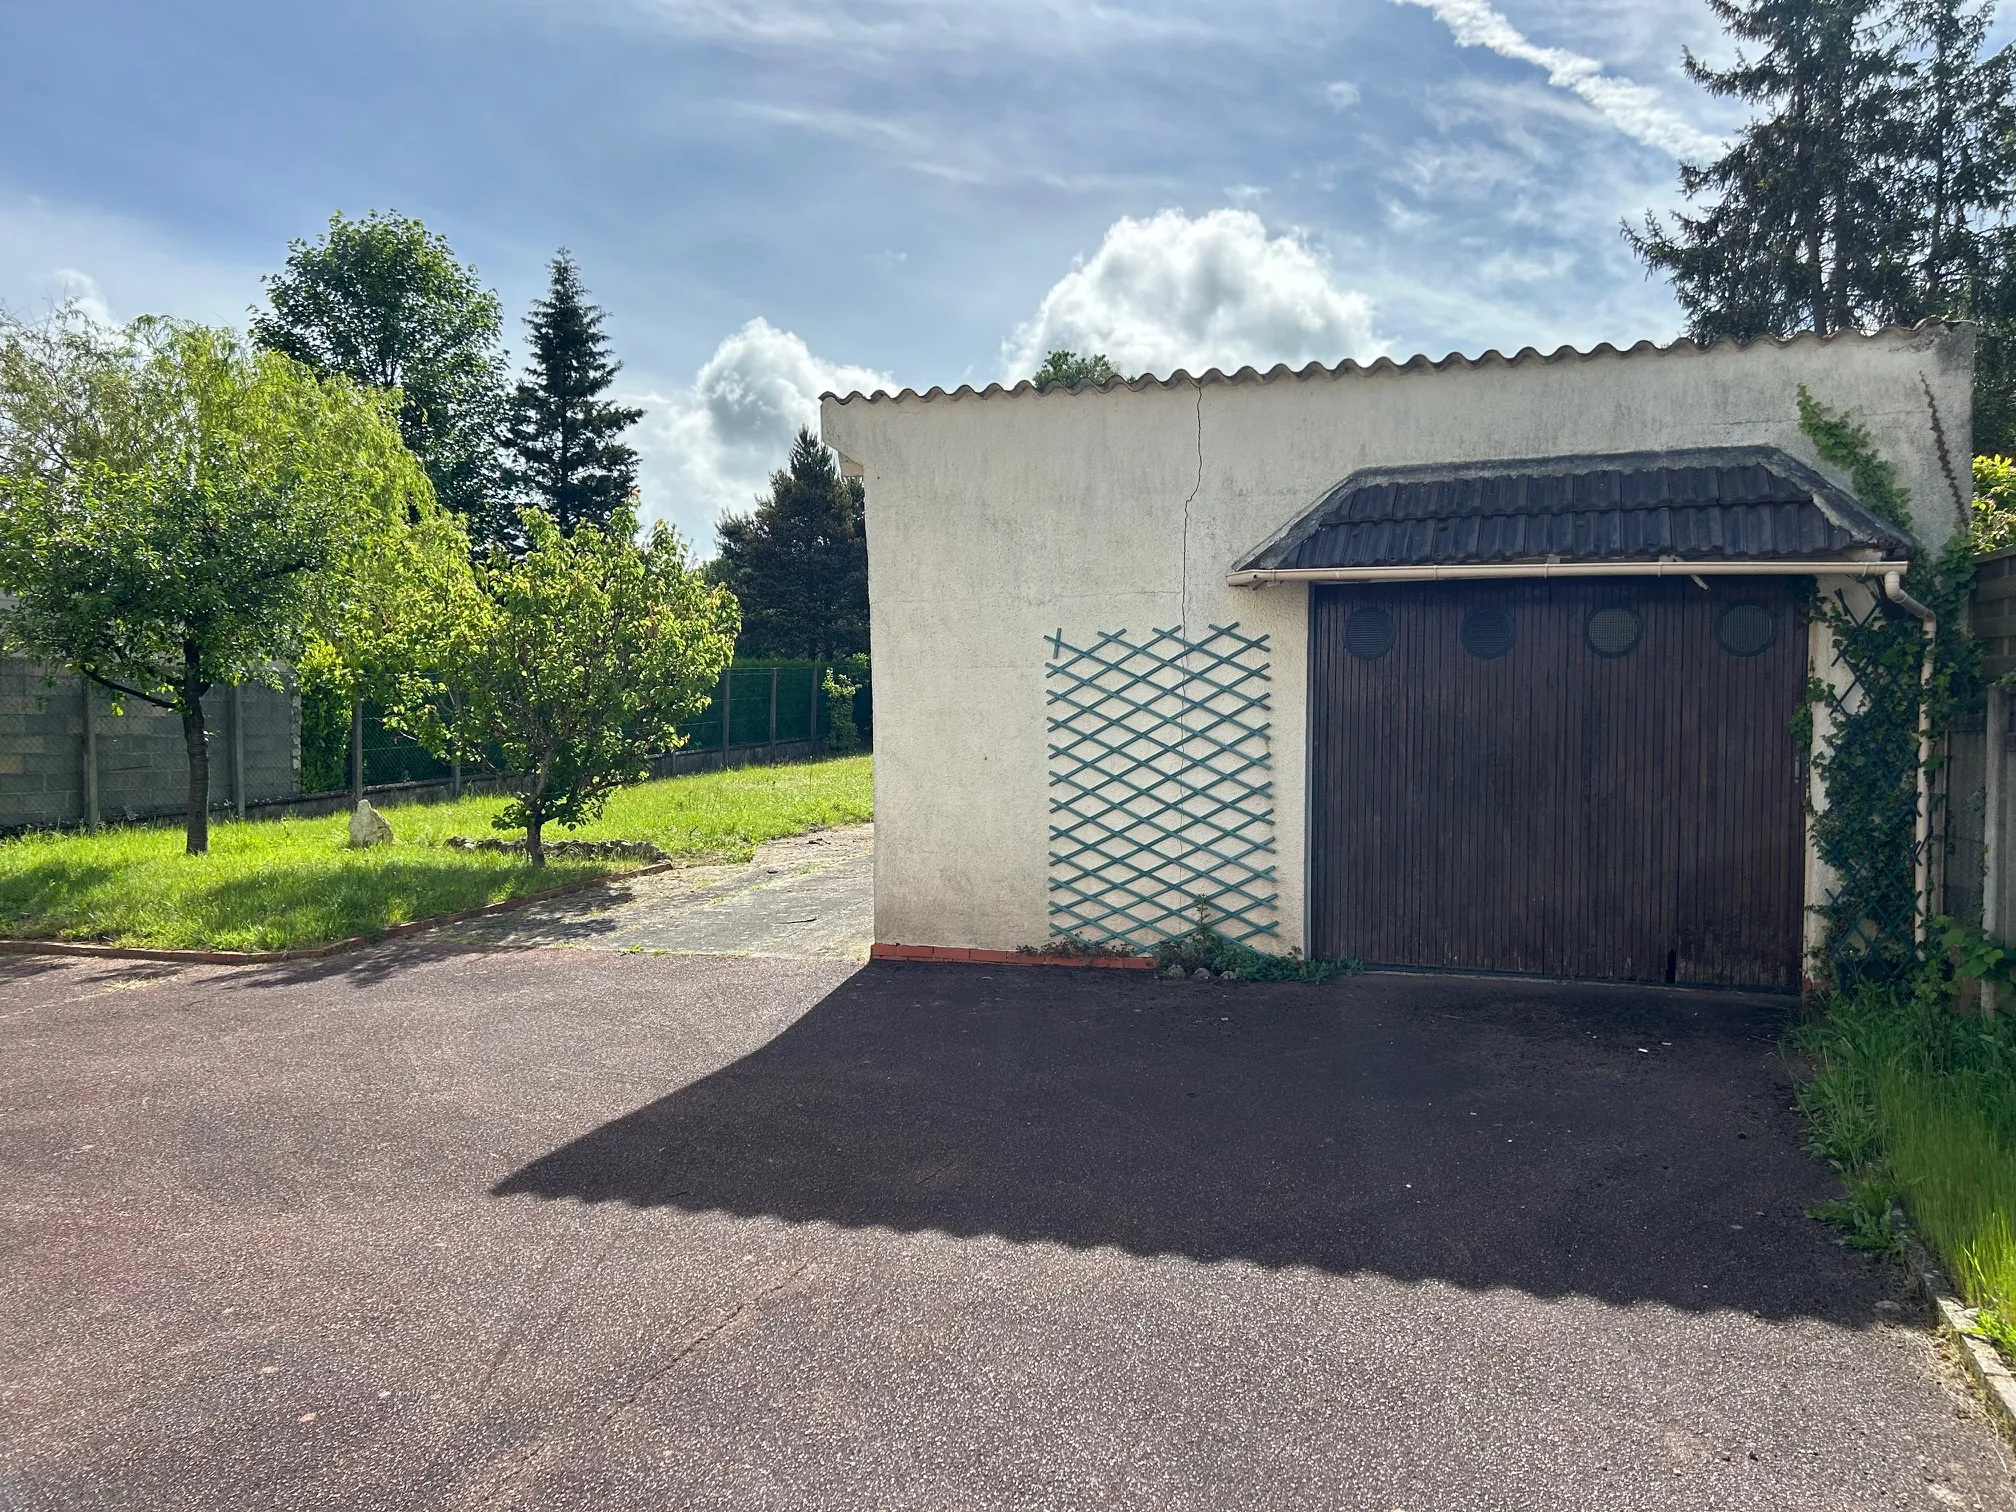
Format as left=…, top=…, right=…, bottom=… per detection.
left=0, top=949, right=2009, bottom=1510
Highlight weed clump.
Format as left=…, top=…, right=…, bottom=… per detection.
left=1152, top=918, right=1359, bottom=983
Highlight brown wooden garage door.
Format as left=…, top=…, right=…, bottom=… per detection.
left=1309, top=578, right=1806, bottom=989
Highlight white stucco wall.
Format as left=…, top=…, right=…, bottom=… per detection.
left=823, top=325, right=1973, bottom=955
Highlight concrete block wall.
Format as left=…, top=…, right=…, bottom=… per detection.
left=0, top=661, right=80, bottom=829
left=1, top=660, right=299, bottom=831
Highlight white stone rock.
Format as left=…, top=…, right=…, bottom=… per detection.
left=348, top=800, right=395, bottom=848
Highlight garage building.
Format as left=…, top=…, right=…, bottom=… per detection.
left=820, top=325, right=1971, bottom=990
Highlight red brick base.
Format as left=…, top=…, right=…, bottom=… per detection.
left=869, top=942, right=1155, bottom=970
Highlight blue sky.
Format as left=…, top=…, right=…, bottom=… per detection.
left=0, top=0, right=1855, bottom=545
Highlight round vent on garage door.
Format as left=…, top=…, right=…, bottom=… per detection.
left=1584, top=604, right=1643, bottom=658
left=1460, top=605, right=1516, bottom=660
left=1344, top=607, right=1395, bottom=660
left=1716, top=603, right=1777, bottom=657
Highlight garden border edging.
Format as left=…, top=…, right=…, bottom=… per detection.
left=869, top=942, right=1156, bottom=970
left=0, top=860, right=680, bottom=966
left=1904, top=1234, right=2016, bottom=1443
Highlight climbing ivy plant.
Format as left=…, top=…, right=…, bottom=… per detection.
left=1797, top=388, right=1979, bottom=988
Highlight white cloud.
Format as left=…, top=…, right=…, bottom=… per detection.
left=735, top=103, right=990, bottom=185
left=0, top=192, right=258, bottom=331
left=1325, top=80, right=1361, bottom=110
left=1004, top=209, right=1384, bottom=381
left=735, top=101, right=1171, bottom=194
left=617, top=0, right=1210, bottom=55
left=629, top=317, right=891, bottom=548
left=1395, top=0, right=1726, bottom=160
left=42, top=269, right=116, bottom=328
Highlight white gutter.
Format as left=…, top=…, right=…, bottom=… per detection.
left=1226, top=559, right=1911, bottom=588
left=1881, top=569, right=1939, bottom=945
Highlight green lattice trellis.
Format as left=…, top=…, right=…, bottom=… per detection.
left=1811, top=588, right=1934, bottom=987
left=1046, top=623, right=1277, bottom=947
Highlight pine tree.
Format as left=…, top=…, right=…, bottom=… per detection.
left=1630, top=0, right=2016, bottom=443
left=1627, top=0, right=1913, bottom=340
left=1898, top=0, right=2016, bottom=448
left=1897, top=0, right=2016, bottom=317
left=709, top=428, right=869, bottom=660
left=502, top=252, right=644, bottom=540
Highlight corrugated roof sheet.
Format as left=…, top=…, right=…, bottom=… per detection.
left=1234, top=448, right=1915, bottom=572
left=820, top=320, right=1963, bottom=406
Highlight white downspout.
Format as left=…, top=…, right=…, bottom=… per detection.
left=1882, top=570, right=1938, bottom=943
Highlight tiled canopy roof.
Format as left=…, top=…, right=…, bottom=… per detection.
left=1234, top=447, right=1915, bottom=573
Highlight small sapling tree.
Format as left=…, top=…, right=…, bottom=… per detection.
left=0, top=314, right=431, bottom=854
left=433, top=505, right=737, bottom=865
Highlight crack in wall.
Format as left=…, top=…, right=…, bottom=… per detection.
left=1920, top=371, right=1967, bottom=526
left=1181, top=380, right=1204, bottom=635
left=1179, top=380, right=1205, bottom=899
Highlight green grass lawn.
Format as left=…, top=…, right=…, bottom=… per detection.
left=1798, top=982, right=2016, bottom=1360
left=0, top=755, right=873, bottom=953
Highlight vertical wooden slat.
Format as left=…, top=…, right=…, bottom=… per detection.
left=1310, top=576, right=1804, bottom=987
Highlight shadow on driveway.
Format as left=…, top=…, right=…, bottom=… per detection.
left=496, top=963, right=1854, bottom=1322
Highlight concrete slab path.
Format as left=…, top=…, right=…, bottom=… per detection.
left=437, top=823, right=874, bottom=960
left=0, top=950, right=2010, bottom=1510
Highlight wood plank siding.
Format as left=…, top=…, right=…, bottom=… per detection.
left=1977, top=547, right=2016, bottom=681
left=1309, top=578, right=1806, bottom=989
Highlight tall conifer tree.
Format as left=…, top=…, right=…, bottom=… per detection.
left=710, top=428, right=869, bottom=660
left=503, top=252, right=643, bottom=539
left=1898, top=0, right=2016, bottom=448
left=1627, top=0, right=1912, bottom=339
left=1630, top=0, right=2016, bottom=445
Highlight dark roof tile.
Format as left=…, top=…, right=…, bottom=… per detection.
left=1234, top=447, right=1914, bottom=572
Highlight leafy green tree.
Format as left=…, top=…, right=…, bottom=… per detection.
left=252, top=211, right=510, bottom=538
left=1972, top=451, right=2016, bottom=549
left=419, top=506, right=737, bottom=865
left=0, top=304, right=153, bottom=480
left=295, top=480, right=480, bottom=801
left=709, top=427, right=868, bottom=660
left=0, top=316, right=431, bottom=854
left=1630, top=0, right=2016, bottom=446
left=502, top=252, right=643, bottom=541
left=1031, top=349, right=1122, bottom=391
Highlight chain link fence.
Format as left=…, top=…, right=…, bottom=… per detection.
left=301, top=661, right=870, bottom=798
